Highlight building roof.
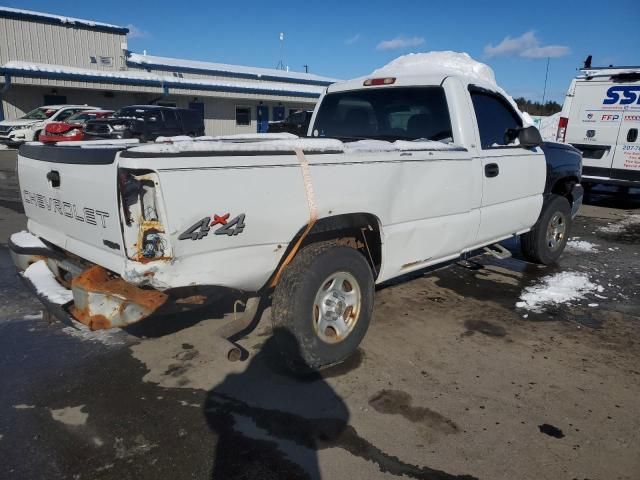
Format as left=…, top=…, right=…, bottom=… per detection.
left=0, top=6, right=128, bottom=34
left=0, top=61, right=325, bottom=99
left=127, top=53, right=338, bottom=87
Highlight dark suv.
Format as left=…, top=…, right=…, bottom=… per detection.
left=268, top=110, right=313, bottom=136
left=84, top=105, right=205, bottom=142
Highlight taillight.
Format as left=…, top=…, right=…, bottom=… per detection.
left=363, top=77, right=396, bottom=86
left=556, top=117, right=569, bottom=143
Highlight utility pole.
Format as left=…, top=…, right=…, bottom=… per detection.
left=303, top=64, right=308, bottom=73
left=541, top=56, right=550, bottom=107
left=276, top=32, right=285, bottom=70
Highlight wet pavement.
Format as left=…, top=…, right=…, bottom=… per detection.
left=1, top=152, right=639, bottom=480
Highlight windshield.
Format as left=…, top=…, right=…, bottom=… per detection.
left=66, top=111, right=112, bottom=123
left=312, top=87, right=453, bottom=142
left=22, top=107, right=59, bottom=120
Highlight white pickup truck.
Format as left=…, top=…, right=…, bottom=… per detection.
left=10, top=59, right=584, bottom=370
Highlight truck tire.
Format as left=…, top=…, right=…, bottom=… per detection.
left=272, top=241, right=374, bottom=373
left=521, top=194, right=572, bottom=265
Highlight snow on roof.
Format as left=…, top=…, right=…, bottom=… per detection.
left=0, top=6, right=128, bottom=33
left=372, top=51, right=497, bottom=86
left=127, top=53, right=338, bottom=86
left=1, top=61, right=325, bottom=98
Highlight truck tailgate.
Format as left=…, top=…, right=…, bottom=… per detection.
left=17, top=144, right=126, bottom=273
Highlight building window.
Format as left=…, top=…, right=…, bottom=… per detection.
left=236, top=107, right=251, bottom=126
left=99, top=56, right=113, bottom=66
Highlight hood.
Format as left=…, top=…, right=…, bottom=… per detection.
left=0, top=118, right=41, bottom=127
left=87, top=117, right=139, bottom=125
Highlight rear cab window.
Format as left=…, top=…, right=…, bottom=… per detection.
left=469, top=88, right=523, bottom=148
left=312, top=86, right=454, bottom=143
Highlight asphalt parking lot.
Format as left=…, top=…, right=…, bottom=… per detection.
left=1, top=148, right=639, bottom=480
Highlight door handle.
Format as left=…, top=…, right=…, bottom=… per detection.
left=485, top=163, right=499, bottom=178
left=46, top=170, right=60, bottom=188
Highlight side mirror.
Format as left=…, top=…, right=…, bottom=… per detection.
left=517, top=125, right=543, bottom=148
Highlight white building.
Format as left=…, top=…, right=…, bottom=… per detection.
left=0, top=7, right=335, bottom=135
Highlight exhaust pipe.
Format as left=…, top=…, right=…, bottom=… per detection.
left=211, top=296, right=262, bottom=361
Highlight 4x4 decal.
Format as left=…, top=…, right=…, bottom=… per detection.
left=179, top=213, right=246, bottom=240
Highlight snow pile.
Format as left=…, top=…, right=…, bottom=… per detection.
left=532, top=112, right=561, bottom=141
left=516, top=272, right=603, bottom=313
left=373, top=51, right=496, bottom=85
left=372, top=51, right=532, bottom=125
left=566, top=240, right=599, bottom=253
left=132, top=137, right=461, bottom=155
left=599, top=215, right=640, bottom=234
left=154, top=133, right=298, bottom=143
left=22, top=260, right=72, bottom=305
left=10, top=231, right=47, bottom=249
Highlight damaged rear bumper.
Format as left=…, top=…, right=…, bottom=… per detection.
left=9, top=232, right=168, bottom=329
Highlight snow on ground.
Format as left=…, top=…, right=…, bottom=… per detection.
left=566, top=239, right=599, bottom=253
left=61, top=324, right=125, bottom=346
left=599, top=215, right=640, bottom=234
left=10, top=231, right=47, bottom=249
left=516, top=272, right=603, bottom=313
left=22, top=260, right=72, bottom=305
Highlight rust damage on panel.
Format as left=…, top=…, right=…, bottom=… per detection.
left=70, top=265, right=168, bottom=330
left=175, top=295, right=207, bottom=305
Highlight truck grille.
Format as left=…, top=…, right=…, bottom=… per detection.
left=85, top=124, right=111, bottom=135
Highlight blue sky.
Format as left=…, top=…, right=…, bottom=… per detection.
left=7, top=0, right=640, bottom=102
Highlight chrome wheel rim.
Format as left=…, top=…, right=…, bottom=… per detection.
left=546, top=212, right=567, bottom=251
left=313, top=271, right=362, bottom=344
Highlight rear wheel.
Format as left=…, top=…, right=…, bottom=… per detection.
left=521, top=194, right=572, bottom=265
left=272, top=241, right=374, bottom=372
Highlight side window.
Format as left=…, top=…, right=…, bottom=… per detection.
left=470, top=90, right=522, bottom=148
left=163, top=110, right=179, bottom=129
left=56, top=109, right=81, bottom=121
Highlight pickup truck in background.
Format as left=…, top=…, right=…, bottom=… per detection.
left=83, top=105, right=205, bottom=142
left=9, top=65, right=583, bottom=371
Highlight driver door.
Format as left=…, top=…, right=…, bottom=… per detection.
left=469, top=88, right=546, bottom=246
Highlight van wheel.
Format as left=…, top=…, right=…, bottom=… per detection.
left=272, top=241, right=374, bottom=373
left=521, top=194, right=572, bottom=265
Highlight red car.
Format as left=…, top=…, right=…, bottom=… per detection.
left=39, top=110, right=114, bottom=143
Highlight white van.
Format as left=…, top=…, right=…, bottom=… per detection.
left=557, top=64, right=640, bottom=189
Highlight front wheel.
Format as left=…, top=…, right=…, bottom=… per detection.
left=521, top=194, right=572, bottom=265
left=272, top=241, right=374, bottom=372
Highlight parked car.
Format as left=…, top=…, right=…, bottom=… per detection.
left=268, top=110, right=313, bottom=136
left=83, top=105, right=205, bottom=142
left=0, top=105, right=99, bottom=146
left=557, top=58, right=640, bottom=190
left=39, top=110, right=114, bottom=143
left=10, top=64, right=583, bottom=372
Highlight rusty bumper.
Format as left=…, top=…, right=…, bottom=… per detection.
left=9, top=234, right=167, bottom=330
